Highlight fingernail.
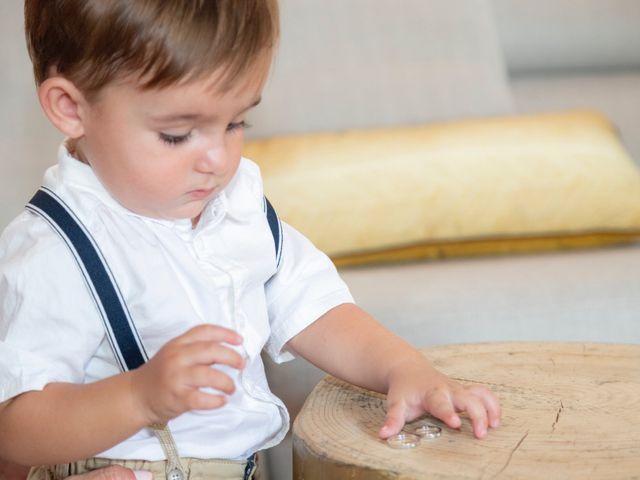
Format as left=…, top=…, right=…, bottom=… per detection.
left=133, top=470, right=153, bottom=480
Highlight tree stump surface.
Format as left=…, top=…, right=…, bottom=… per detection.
left=292, top=342, right=640, bottom=479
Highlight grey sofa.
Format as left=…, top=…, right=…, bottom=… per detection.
left=251, top=2, right=640, bottom=478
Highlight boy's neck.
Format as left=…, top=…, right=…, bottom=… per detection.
left=66, top=139, right=89, bottom=165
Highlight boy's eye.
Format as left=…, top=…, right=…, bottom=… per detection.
left=227, top=121, right=251, bottom=132
left=159, top=131, right=192, bottom=146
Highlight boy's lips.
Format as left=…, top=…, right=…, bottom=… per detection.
left=188, top=187, right=216, bottom=199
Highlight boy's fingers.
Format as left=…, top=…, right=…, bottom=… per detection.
left=182, top=341, right=245, bottom=370
left=379, top=401, right=406, bottom=438
left=132, top=472, right=153, bottom=480
left=188, top=390, right=227, bottom=411
left=190, top=365, right=236, bottom=394
left=68, top=465, right=139, bottom=480
left=178, top=324, right=243, bottom=346
left=425, top=392, right=461, bottom=429
left=469, top=385, right=501, bottom=428
left=454, top=394, right=489, bottom=439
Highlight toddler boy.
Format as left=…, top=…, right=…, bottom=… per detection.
left=0, top=1, right=500, bottom=479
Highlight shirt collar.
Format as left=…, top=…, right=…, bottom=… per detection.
left=49, top=143, right=136, bottom=217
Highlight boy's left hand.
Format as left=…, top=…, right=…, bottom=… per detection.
left=379, top=357, right=501, bottom=440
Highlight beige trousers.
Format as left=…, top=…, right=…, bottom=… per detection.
left=27, top=455, right=258, bottom=480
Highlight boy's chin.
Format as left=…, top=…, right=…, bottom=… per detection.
left=177, top=204, right=208, bottom=225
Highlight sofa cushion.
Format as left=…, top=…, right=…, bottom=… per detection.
left=244, top=111, right=640, bottom=266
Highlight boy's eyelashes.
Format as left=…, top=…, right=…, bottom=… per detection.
left=227, top=120, right=251, bottom=132
left=158, top=121, right=251, bottom=146
left=159, top=131, right=192, bottom=146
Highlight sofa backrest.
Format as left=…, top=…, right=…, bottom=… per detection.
left=247, top=0, right=512, bottom=139
left=492, top=0, right=640, bottom=74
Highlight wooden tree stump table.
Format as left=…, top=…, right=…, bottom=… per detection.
left=292, top=342, right=640, bottom=479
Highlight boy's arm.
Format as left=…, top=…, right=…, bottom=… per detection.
left=286, top=303, right=422, bottom=392
left=0, top=324, right=244, bottom=466
left=286, top=303, right=501, bottom=439
left=0, top=457, right=31, bottom=480
left=0, top=372, right=148, bottom=465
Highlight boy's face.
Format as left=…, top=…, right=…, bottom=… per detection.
left=74, top=59, right=269, bottom=222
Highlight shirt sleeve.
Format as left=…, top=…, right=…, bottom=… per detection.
left=0, top=212, right=105, bottom=402
left=263, top=221, right=354, bottom=364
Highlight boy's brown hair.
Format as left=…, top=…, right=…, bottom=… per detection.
left=24, top=0, right=279, bottom=100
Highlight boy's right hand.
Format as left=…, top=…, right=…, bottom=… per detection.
left=130, top=324, right=245, bottom=425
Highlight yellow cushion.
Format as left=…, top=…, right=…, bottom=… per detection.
left=244, top=111, right=640, bottom=266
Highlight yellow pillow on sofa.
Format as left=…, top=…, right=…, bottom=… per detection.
left=244, top=111, right=640, bottom=267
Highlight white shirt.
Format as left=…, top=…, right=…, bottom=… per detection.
left=0, top=145, right=353, bottom=460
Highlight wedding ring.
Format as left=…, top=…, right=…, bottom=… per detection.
left=414, top=423, right=442, bottom=439
left=386, top=432, right=421, bottom=449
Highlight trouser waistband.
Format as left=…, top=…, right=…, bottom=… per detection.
left=28, top=454, right=258, bottom=480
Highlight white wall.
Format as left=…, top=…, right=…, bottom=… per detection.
left=0, top=2, right=62, bottom=230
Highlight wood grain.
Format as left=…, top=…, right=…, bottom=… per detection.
left=293, top=343, right=640, bottom=479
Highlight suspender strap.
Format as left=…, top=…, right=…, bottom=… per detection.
left=26, top=187, right=147, bottom=370
left=27, top=187, right=187, bottom=478
left=264, top=196, right=283, bottom=269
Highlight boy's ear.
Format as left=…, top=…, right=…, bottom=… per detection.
left=37, top=77, right=88, bottom=139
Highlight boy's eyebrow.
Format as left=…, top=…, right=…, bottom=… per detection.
left=149, top=97, right=262, bottom=123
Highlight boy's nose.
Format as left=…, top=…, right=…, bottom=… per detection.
left=196, top=146, right=229, bottom=175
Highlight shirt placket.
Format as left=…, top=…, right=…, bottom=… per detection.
left=186, top=200, right=291, bottom=453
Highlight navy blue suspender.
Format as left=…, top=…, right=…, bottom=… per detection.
left=263, top=196, right=283, bottom=269
left=26, top=186, right=283, bottom=371
left=26, top=187, right=147, bottom=370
